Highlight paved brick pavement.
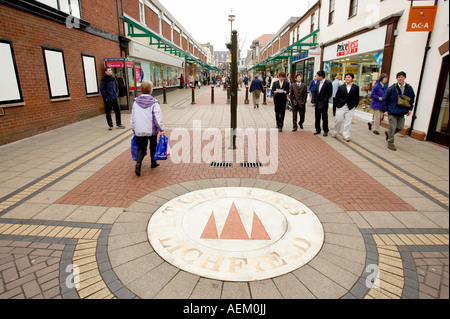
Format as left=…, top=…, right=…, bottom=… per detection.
left=0, top=87, right=448, bottom=301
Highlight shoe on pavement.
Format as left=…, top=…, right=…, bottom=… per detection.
left=117, top=124, right=126, bottom=129
left=388, top=144, right=397, bottom=151
left=313, top=131, right=321, bottom=135
left=344, top=138, right=350, bottom=142
left=373, top=131, right=380, bottom=135
left=108, top=126, right=113, bottom=131
left=151, top=162, right=160, bottom=169
left=292, top=128, right=298, bottom=132
left=135, top=163, right=141, bottom=176
left=323, top=132, right=328, bottom=137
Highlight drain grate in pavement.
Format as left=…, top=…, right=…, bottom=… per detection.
left=240, top=162, right=262, bottom=168
left=210, top=162, right=233, bottom=168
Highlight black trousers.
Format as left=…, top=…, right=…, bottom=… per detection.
left=315, top=106, right=329, bottom=133
left=135, top=135, right=158, bottom=165
left=274, top=103, right=286, bottom=129
left=105, top=99, right=122, bottom=127
left=292, top=104, right=306, bottom=129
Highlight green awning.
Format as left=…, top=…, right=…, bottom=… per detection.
left=124, top=15, right=215, bottom=70
left=257, top=29, right=320, bottom=66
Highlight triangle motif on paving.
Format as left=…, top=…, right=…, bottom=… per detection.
left=219, top=202, right=249, bottom=240
left=200, top=202, right=271, bottom=241
left=200, top=211, right=219, bottom=239
left=250, top=212, right=271, bottom=240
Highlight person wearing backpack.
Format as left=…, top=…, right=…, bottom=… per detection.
left=382, top=71, right=416, bottom=151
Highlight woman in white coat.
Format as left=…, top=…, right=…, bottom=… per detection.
left=130, top=81, right=165, bottom=176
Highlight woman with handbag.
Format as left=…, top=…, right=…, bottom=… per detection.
left=130, top=81, right=165, bottom=176
left=382, top=71, right=416, bottom=151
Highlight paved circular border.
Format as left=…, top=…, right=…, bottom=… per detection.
left=107, top=179, right=367, bottom=299
left=147, top=187, right=325, bottom=282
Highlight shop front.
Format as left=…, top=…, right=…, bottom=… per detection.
left=104, top=58, right=136, bottom=110
left=128, top=41, right=184, bottom=94
left=323, top=26, right=388, bottom=114
left=292, top=49, right=318, bottom=86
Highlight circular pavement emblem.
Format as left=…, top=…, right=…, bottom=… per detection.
left=147, top=187, right=325, bottom=281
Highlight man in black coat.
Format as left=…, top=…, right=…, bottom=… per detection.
left=331, top=73, right=360, bottom=142
left=312, top=70, right=333, bottom=136
left=290, top=74, right=308, bottom=131
left=100, top=67, right=126, bottom=130
left=272, top=72, right=291, bottom=132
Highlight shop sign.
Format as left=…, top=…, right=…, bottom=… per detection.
left=308, top=49, right=321, bottom=57
left=337, top=40, right=359, bottom=57
left=406, top=6, right=438, bottom=32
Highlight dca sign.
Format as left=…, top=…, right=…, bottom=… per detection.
left=406, top=6, right=437, bottom=32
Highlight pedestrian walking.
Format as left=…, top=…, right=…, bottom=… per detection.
left=331, top=74, right=342, bottom=104
left=369, top=74, right=389, bottom=135
left=249, top=73, right=264, bottom=108
left=244, top=75, right=249, bottom=86
left=179, top=74, right=185, bottom=88
left=331, top=73, right=360, bottom=142
left=100, top=67, right=125, bottom=131
left=130, top=81, right=165, bottom=177
left=382, top=71, right=416, bottom=151
left=312, top=71, right=332, bottom=136
left=272, top=72, right=290, bottom=132
left=290, top=74, right=308, bottom=131
left=308, top=75, right=318, bottom=103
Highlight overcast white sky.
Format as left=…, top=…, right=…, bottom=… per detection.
left=157, top=0, right=314, bottom=54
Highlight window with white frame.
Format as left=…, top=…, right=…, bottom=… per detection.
left=81, top=54, right=99, bottom=95
left=139, top=0, right=145, bottom=24
left=42, top=47, right=69, bottom=99
left=35, top=0, right=81, bottom=18
left=0, top=39, right=23, bottom=105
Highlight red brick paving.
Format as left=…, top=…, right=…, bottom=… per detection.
left=57, top=128, right=415, bottom=212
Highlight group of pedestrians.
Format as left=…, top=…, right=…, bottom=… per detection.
left=248, top=69, right=416, bottom=151
left=98, top=66, right=416, bottom=178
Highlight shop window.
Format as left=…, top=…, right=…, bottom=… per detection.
left=35, top=0, right=81, bottom=19
left=349, top=0, right=358, bottom=18
left=42, top=46, right=70, bottom=99
left=329, top=0, right=335, bottom=25
left=0, top=39, right=23, bottom=105
left=81, top=54, right=99, bottom=95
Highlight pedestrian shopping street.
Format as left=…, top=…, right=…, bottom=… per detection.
left=0, top=0, right=449, bottom=306
left=0, top=88, right=448, bottom=300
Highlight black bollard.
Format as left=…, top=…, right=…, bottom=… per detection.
left=211, top=86, right=215, bottom=104
left=263, top=86, right=267, bottom=105
left=163, top=86, right=167, bottom=104
left=191, top=86, right=195, bottom=104
left=244, top=86, right=249, bottom=104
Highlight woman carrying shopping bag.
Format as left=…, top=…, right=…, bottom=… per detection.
left=130, top=81, right=165, bottom=177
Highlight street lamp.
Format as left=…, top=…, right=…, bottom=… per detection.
left=228, top=14, right=235, bottom=34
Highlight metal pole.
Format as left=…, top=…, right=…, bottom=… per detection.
left=163, top=86, right=167, bottom=104
left=245, top=86, right=249, bottom=104
left=191, top=85, right=195, bottom=104
left=211, top=86, right=215, bottom=104
left=230, top=30, right=238, bottom=150
left=263, top=86, right=267, bottom=105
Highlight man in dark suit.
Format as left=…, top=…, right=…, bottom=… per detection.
left=312, top=70, right=333, bottom=136
left=331, top=73, right=360, bottom=142
left=272, top=72, right=291, bottom=132
left=290, top=74, right=308, bottom=131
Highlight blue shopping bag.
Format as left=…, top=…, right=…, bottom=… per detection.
left=154, top=135, right=169, bottom=161
left=131, top=135, right=147, bottom=161
left=131, top=135, right=138, bottom=161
